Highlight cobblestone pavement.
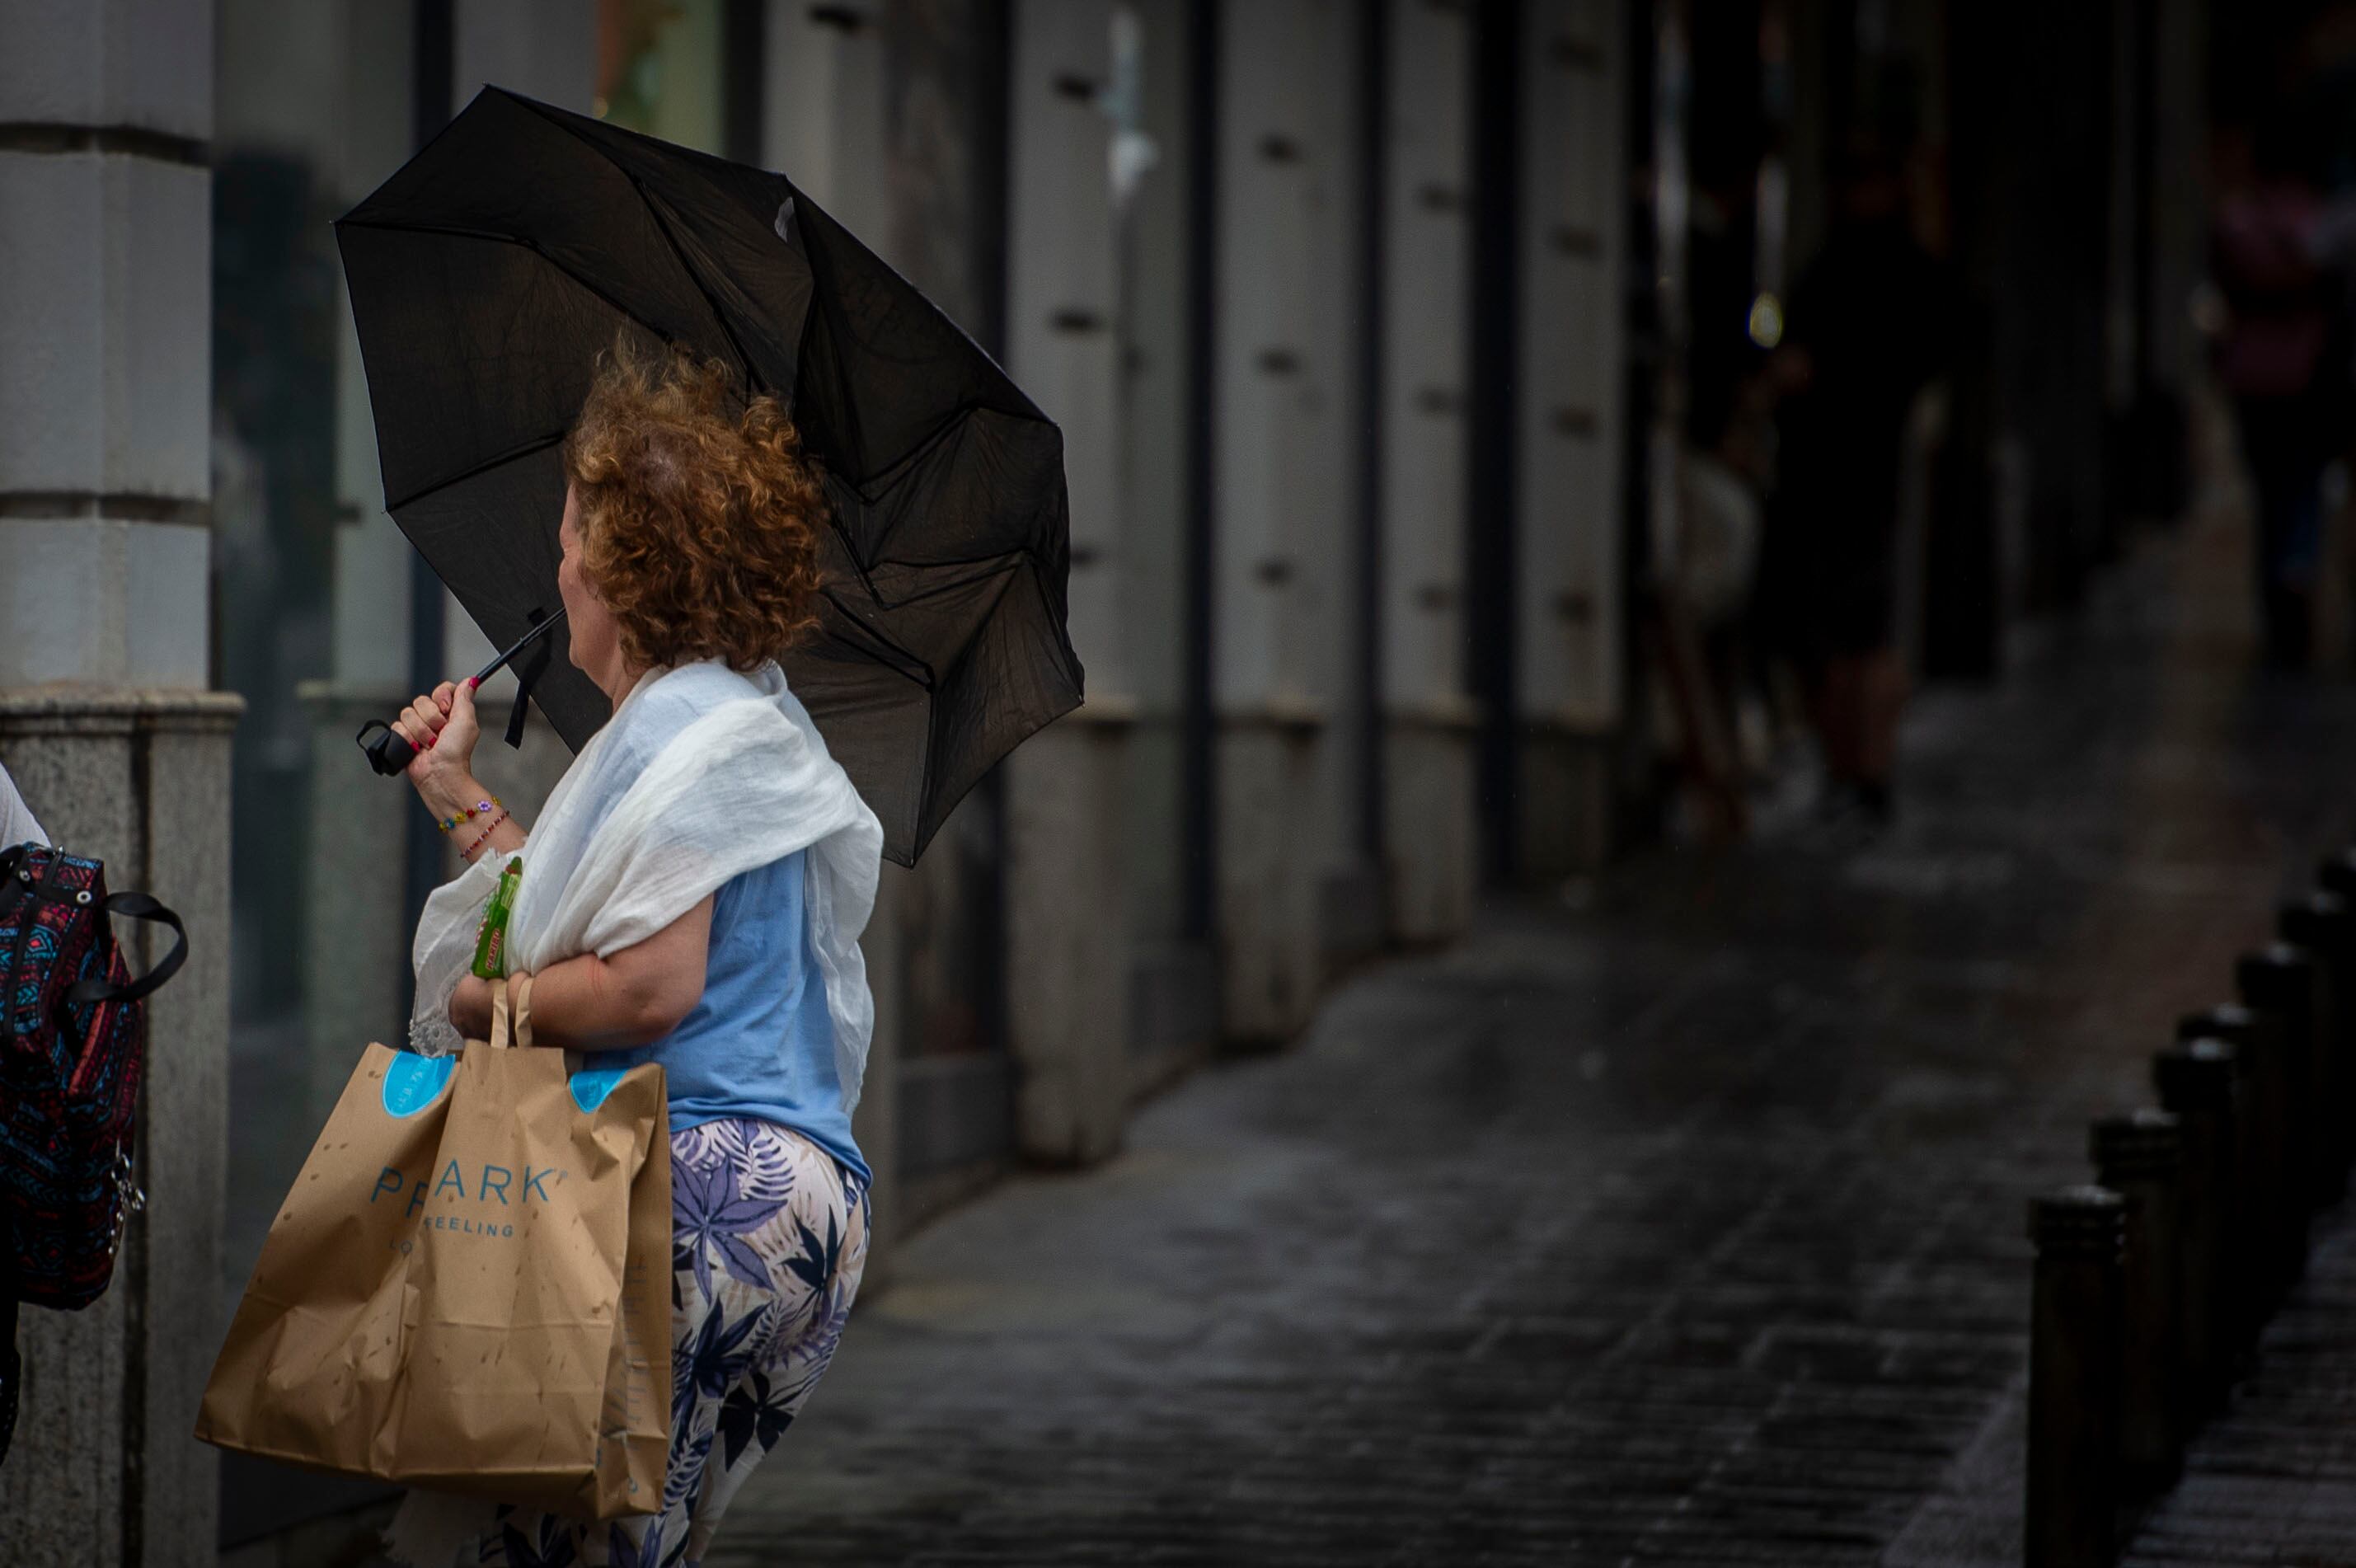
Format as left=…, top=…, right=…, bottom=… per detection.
left=2122, top=1212, right=2356, bottom=1568
left=716, top=514, right=2356, bottom=1566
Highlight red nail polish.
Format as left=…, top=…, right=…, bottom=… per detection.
left=467, top=676, right=481, bottom=690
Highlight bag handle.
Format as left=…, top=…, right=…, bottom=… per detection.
left=486, top=971, right=535, bottom=1050
left=3, top=844, right=187, bottom=1009
left=66, top=893, right=187, bottom=1007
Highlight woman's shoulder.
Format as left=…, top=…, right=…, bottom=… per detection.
left=627, top=662, right=770, bottom=738
left=597, top=662, right=808, bottom=789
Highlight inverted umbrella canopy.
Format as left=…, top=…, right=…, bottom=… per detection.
left=336, top=87, right=1082, bottom=865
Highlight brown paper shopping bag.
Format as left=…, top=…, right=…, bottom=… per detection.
left=197, top=974, right=672, bottom=1519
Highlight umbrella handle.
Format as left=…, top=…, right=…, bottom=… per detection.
left=355, top=719, right=418, bottom=777
left=351, top=608, right=566, bottom=780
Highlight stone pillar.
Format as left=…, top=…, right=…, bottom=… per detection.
left=0, top=697, right=239, bottom=1568
left=1115, top=0, right=1219, bottom=1094
left=1378, top=0, right=1478, bottom=945
left=0, top=6, right=236, bottom=1561
left=1212, top=0, right=1360, bottom=1042
left=453, top=0, right=598, bottom=118
left=1002, top=0, right=1133, bottom=1163
left=763, top=0, right=890, bottom=242
left=1514, top=0, right=1628, bottom=880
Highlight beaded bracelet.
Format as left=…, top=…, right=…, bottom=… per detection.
left=437, top=796, right=502, bottom=835
left=461, top=807, right=512, bottom=861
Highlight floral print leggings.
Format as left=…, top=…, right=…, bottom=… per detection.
left=479, top=1118, right=870, bottom=1568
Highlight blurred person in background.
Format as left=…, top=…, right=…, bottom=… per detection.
left=2212, top=117, right=2344, bottom=668
left=1769, top=137, right=1962, bottom=829
left=1650, top=136, right=1799, bottom=839
left=1654, top=427, right=1766, bottom=840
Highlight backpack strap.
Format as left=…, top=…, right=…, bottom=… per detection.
left=65, top=893, right=186, bottom=1007
left=0, top=846, right=28, bottom=959
left=4, top=850, right=60, bottom=1032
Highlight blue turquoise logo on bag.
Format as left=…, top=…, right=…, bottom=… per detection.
left=382, top=1054, right=457, bottom=1118
left=569, top=1066, right=626, bottom=1114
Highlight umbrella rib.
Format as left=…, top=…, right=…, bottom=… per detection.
left=869, top=550, right=1024, bottom=574
left=336, top=216, right=670, bottom=344
left=817, top=589, right=933, bottom=686
left=627, top=183, right=763, bottom=394
left=505, top=102, right=765, bottom=397
left=833, top=405, right=979, bottom=502
left=385, top=431, right=566, bottom=513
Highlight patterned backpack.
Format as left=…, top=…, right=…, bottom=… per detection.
left=0, top=843, right=185, bottom=1314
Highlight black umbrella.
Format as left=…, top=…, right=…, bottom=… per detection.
left=335, top=87, right=1082, bottom=865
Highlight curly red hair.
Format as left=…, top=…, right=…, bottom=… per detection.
left=561, top=339, right=828, bottom=673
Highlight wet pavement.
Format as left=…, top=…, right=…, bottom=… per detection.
left=2122, top=1211, right=2356, bottom=1567
left=714, top=509, right=2356, bottom=1565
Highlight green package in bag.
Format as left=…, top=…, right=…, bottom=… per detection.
left=472, top=858, right=523, bottom=979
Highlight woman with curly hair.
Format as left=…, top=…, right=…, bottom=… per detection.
left=383, top=340, right=881, bottom=1568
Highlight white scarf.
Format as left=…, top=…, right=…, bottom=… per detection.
left=406, top=659, right=883, bottom=1110
left=0, top=765, right=45, bottom=848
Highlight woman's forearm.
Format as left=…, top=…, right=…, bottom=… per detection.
left=420, top=772, right=528, bottom=866
left=462, top=809, right=529, bottom=866
left=507, top=951, right=684, bottom=1052
left=451, top=894, right=715, bottom=1050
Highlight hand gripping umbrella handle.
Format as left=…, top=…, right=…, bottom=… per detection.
left=354, top=608, right=566, bottom=778
left=356, top=718, right=420, bottom=777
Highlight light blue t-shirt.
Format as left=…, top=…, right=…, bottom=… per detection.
left=605, top=848, right=870, bottom=1186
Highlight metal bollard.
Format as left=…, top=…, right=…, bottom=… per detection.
left=2180, top=1003, right=2298, bottom=1316
left=2240, top=943, right=2321, bottom=1214
left=2279, top=891, right=2353, bottom=1200
left=2027, top=1185, right=2126, bottom=1568
left=2152, top=1038, right=2239, bottom=1414
left=2091, top=1110, right=2185, bottom=1494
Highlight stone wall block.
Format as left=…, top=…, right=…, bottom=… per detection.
left=1384, top=718, right=1477, bottom=944
left=0, top=153, right=211, bottom=499
left=0, top=1293, right=129, bottom=1564
left=1004, top=719, right=1130, bottom=1163
left=0, top=0, right=214, bottom=140
left=0, top=518, right=121, bottom=684
left=1217, top=719, right=1325, bottom=1044
left=135, top=705, right=238, bottom=1565
left=106, top=157, right=212, bottom=497
left=0, top=153, right=104, bottom=486
left=0, top=519, right=209, bottom=686
left=1519, top=723, right=1612, bottom=881
left=127, top=522, right=212, bottom=683
left=298, top=683, right=413, bottom=1129
left=456, top=0, right=598, bottom=115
